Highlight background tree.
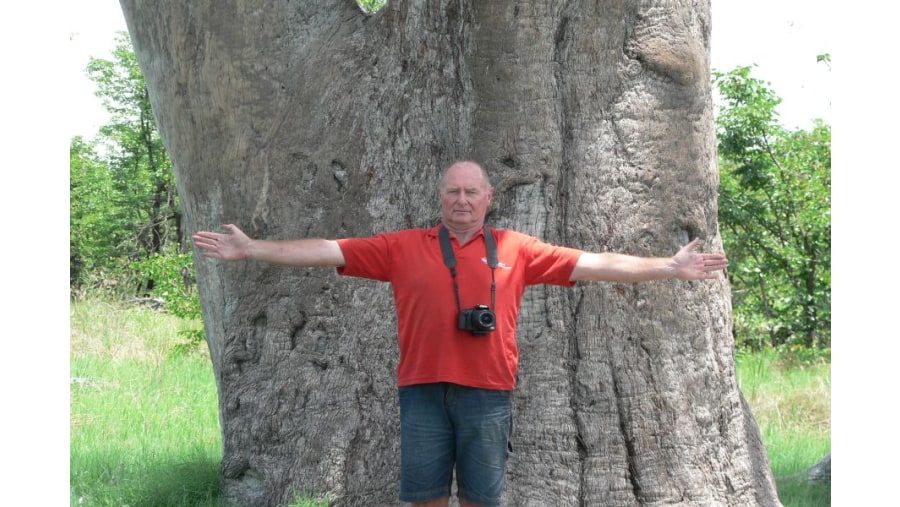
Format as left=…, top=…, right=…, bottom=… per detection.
left=87, top=33, right=182, bottom=257
left=71, top=33, right=189, bottom=298
left=119, top=1, right=781, bottom=505
left=714, top=65, right=831, bottom=351
left=70, top=135, right=129, bottom=285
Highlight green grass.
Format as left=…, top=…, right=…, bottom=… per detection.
left=735, top=349, right=831, bottom=506
left=70, top=298, right=223, bottom=506
left=71, top=297, right=830, bottom=506
left=70, top=297, right=330, bottom=507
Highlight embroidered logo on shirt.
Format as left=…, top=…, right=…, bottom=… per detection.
left=482, top=257, right=512, bottom=269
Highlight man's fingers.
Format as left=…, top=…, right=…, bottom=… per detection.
left=685, top=238, right=702, bottom=251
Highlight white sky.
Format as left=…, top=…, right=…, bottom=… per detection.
left=709, top=0, right=831, bottom=130
left=65, top=0, right=832, bottom=138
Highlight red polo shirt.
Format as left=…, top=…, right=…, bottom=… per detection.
left=336, top=225, right=581, bottom=390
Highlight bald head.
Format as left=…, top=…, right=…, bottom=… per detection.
left=438, top=161, right=494, bottom=236
left=440, top=161, right=492, bottom=191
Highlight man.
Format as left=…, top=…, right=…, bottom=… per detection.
left=192, top=160, right=728, bottom=507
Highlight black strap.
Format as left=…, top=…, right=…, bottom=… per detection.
left=483, top=226, right=498, bottom=269
left=438, top=226, right=498, bottom=311
left=438, top=226, right=458, bottom=276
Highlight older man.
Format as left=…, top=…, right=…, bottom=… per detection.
left=192, top=160, right=727, bottom=507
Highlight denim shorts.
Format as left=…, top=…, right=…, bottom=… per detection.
left=398, top=383, right=512, bottom=506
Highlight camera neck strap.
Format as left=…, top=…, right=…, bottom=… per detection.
left=438, top=225, right=498, bottom=311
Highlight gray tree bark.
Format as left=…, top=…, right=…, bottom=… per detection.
left=119, top=0, right=782, bottom=505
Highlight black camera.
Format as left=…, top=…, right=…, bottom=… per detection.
left=458, top=304, right=496, bottom=336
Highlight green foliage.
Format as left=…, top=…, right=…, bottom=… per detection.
left=356, top=0, right=386, bottom=14
left=130, top=252, right=200, bottom=320
left=70, top=31, right=200, bottom=351
left=130, top=252, right=206, bottom=354
left=71, top=31, right=184, bottom=293
left=714, top=65, right=831, bottom=350
left=70, top=136, right=134, bottom=286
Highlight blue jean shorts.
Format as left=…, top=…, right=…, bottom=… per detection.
left=398, top=383, right=512, bottom=506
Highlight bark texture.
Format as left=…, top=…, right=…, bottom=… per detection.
left=119, top=0, right=782, bottom=505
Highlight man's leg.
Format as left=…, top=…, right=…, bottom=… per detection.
left=447, top=385, right=512, bottom=507
left=399, top=384, right=455, bottom=505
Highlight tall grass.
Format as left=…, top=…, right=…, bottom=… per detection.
left=735, top=349, right=831, bottom=506
left=72, top=298, right=829, bottom=506
left=70, top=297, right=330, bottom=507
left=70, top=297, right=223, bottom=506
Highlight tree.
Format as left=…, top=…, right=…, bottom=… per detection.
left=714, top=65, right=831, bottom=350
left=119, top=1, right=781, bottom=505
left=71, top=33, right=187, bottom=296
left=86, top=33, right=183, bottom=261
left=70, top=136, right=127, bottom=285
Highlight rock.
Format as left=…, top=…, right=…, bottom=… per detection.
left=807, top=453, right=830, bottom=485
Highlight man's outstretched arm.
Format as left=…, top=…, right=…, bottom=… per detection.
left=192, top=224, right=346, bottom=267
left=569, top=238, right=727, bottom=283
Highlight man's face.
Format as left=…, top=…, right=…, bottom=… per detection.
left=439, top=162, right=493, bottom=230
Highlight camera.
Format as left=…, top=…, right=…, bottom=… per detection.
left=458, top=304, right=496, bottom=336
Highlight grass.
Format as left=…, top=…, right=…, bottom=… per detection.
left=70, top=298, right=223, bottom=506
left=735, top=349, right=831, bottom=506
left=70, top=297, right=330, bottom=507
left=71, top=297, right=830, bottom=506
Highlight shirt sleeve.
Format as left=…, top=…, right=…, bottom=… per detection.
left=336, top=235, right=393, bottom=281
left=515, top=232, right=582, bottom=286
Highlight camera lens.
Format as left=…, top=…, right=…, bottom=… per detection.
left=477, top=311, right=495, bottom=328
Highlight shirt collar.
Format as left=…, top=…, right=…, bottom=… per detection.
left=427, top=223, right=488, bottom=241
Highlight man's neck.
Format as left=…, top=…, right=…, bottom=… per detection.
left=442, top=222, right=484, bottom=246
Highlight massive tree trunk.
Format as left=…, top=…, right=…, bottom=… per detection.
left=120, top=1, right=781, bottom=505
